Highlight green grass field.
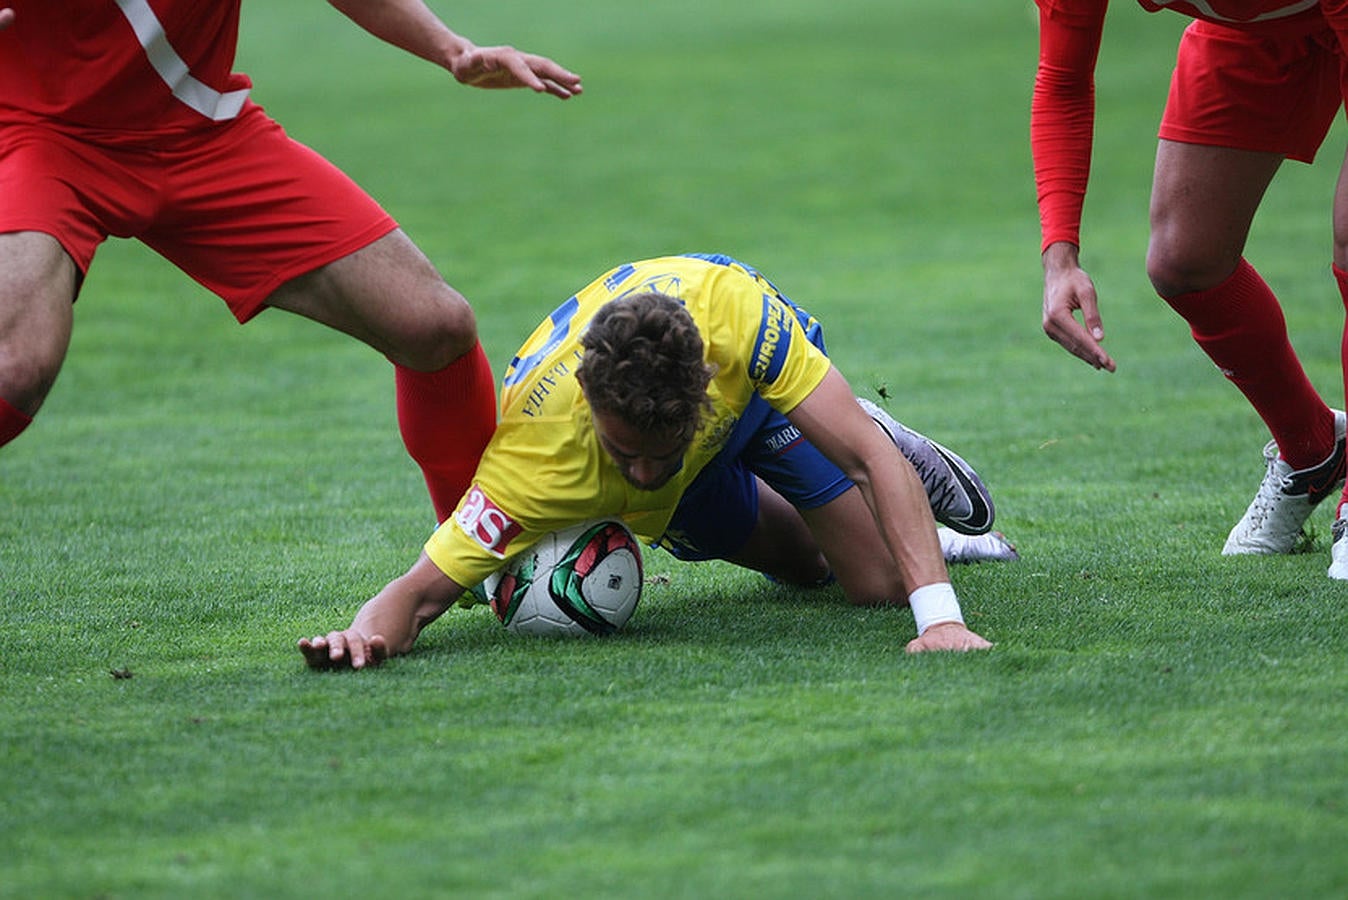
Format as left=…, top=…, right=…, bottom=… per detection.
left=3, top=1, right=1347, bottom=897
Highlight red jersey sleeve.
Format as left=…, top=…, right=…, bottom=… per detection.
left=1031, top=0, right=1109, bottom=252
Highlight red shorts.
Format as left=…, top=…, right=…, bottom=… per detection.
left=1160, top=18, right=1345, bottom=164
left=0, top=105, right=397, bottom=322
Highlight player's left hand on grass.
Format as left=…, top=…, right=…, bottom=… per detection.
left=298, top=630, right=389, bottom=670
left=905, top=621, right=993, bottom=653
left=450, top=44, right=582, bottom=99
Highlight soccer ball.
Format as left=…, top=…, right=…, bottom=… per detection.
left=486, top=519, right=643, bottom=636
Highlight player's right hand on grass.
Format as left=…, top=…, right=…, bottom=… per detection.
left=298, top=630, right=389, bottom=670
left=905, top=622, right=993, bottom=653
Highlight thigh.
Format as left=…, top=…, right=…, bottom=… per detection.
left=1147, top=140, right=1283, bottom=294
left=797, top=486, right=903, bottom=607
left=266, top=227, right=475, bottom=368
left=740, top=400, right=853, bottom=510
left=1149, top=20, right=1338, bottom=293
left=1334, top=144, right=1348, bottom=268
left=0, top=231, right=77, bottom=411
left=661, top=463, right=831, bottom=586
left=725, top=478, right=830, bottom=587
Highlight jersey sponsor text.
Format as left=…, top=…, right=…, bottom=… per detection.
left=456, top=486, right=524, bottom=558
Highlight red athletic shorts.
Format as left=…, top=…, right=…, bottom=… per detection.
left=1160, top=18, right=1345, bottom=164
left=0, top=104, right=397, bottom=322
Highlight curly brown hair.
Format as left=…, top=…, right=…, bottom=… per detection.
left=576, top=292, right=716, bottom=442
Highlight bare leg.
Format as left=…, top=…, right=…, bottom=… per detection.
left=797, top=486, right=906, bottom=606
left=265, top=229, right=493, bottom=520
left=1147, top=141, right=1280, bottom=297
left=726, top=476, right=905, bottom=607
left=265, top=228, right=476, bottom=371
left=0, top=231, right=77, bottom=426
left=1150, top=140, right=1334, bottom=470
left=1330, top=143, right=1348, bottom=523
left=724, top=477, right=832, bottom=587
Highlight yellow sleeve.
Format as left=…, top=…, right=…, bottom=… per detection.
left=692, top=261, right=832, bottom=416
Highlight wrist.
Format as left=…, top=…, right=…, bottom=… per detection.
left=1042, top=241, right=1081, bottom=271
left=908, top=582, right=964, bottom=636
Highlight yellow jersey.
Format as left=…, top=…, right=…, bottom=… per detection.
left=425, top=254, right=832, bottom=588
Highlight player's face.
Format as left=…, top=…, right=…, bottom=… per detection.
left=591, top=409, right=690, bottom=492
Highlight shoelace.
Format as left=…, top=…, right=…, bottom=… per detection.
left=1243, top=455, right=1288, bottom=531
left=908, top=457, right=961, bottom=515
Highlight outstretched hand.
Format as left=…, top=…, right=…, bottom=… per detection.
left=905, top=621, right=993, bottom=653
left=449, top=43, right=583, bottom=99
left=1042, top=243, right=1116, bottom=372
left=299, top=630, right=389, bottom=670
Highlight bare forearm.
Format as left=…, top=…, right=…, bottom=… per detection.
left=360, top=559, right=459, bottom=651
left=298, top=553, right=460, bottom=669
left=326, top=0, right=582, bottom=98
left=851, top=459, right=950, bottom=595
left=791, top=369, right=950, bottom=593
left=349, top=588, right=429, bottom=655
left=328, top=0, right=468, bottom=69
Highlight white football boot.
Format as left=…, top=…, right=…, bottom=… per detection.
left=939, top=527, right=1019, bottom=564
left=857, top=397, right=995, bottom=535
left=1223, top=409, right=1347, bottom=555
left=1328, top=512, right=1348, bottom=580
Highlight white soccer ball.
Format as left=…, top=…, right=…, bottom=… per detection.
left=485, top=519, right=644, bottom=636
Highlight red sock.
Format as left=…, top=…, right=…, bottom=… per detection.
left=0, top=396, right=32, bottom=447
left=1163, top=258, right=1333, bottom=469
left=395, top=342, right=497, bottom=523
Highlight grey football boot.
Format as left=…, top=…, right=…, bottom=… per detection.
left=856, top=397, right=995, bottom=535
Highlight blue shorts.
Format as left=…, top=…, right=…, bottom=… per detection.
left=657, top=254, right=853, bottom=562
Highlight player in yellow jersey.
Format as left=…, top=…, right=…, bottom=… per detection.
left=300, top=254, right=1012, bottom=667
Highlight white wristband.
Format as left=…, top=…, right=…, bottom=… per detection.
left=908, top=582, right=964, bottom=636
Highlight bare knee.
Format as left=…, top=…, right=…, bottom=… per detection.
left=268, top=230, right=480, bottom=371
left=729, top=528, right=832, bottom=587
left=835, top=568, right=905, bottom=607
left=762, top=551, right=832, bottom=588
left=359, top=232, right=479, bottom=369
left=397, top=287, right=477, bottom=371
left=1147, top=142, right=1273, bottom=298
left=0, top=308, right=72, bottom=414
left=0, top=350, right=66, bottom=415
left=0, top=233, right=77, bottom=413
left=1146, top=236, right=1239, bottom=299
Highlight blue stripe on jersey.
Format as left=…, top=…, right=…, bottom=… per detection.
left=679, top=253, right=814, bottom=379
left=603, top=263, right=636, bottom=292
left=750, top=294, right=793, bottom=385
left=682, top=251, right=741, bottom=270
left=503, top=295, right=580, bottom=387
